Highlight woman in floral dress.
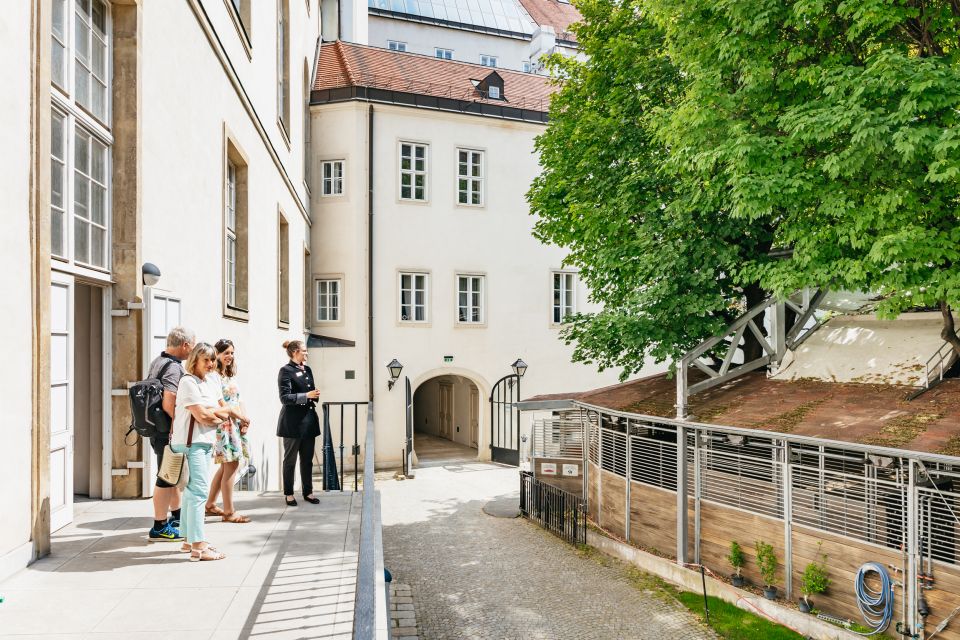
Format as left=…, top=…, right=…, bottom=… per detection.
left=205, top=338, right=251, bottom=523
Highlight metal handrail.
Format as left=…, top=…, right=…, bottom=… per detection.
left=353, top=402, right=388, bottom=639
left=922, top=341, right=955, bottom=388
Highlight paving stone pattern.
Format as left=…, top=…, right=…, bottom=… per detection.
left=391, top=582, right=421, bottom=639
left=379, top=461, right=716, bottom=640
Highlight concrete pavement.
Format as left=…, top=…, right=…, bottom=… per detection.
left=0, top=491, right=359, bottom=639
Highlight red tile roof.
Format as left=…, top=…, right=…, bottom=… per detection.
left=313, top=41, right=557, bottom=112
left=517, top=0, right=582, bottom=41
left=576, top=371, right=960, bottom=457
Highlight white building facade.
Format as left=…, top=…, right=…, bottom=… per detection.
left=306, top=42, right=629, bottom=468
left=2, top=0, right=321, bottom=580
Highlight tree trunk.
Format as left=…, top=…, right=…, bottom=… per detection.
left=741, top=283, right=769, bottom=362
left=940, top=301, right=960, bottom=359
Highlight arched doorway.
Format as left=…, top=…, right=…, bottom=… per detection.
left=413, top=374, right=481, bottom=466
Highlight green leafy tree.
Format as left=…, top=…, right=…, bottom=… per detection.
left=646, top=0, right=960, bottom=357
left=528, top=0, right=774, bottom=378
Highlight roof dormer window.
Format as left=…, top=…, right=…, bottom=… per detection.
left=476, top=71, right=505, bottom=101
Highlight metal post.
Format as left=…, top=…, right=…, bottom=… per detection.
left=771, top=302, right=786, bottom=372
left=339, top=404, right=345, bottom=491
left=354, top=406, right=359, bottom=491
left=677, top=425, right=689, bottom=564
left=694, top=429, right=702, bottom=564
left=701, top=565, right=711, bottom=625
left=676, top=358, right=688, bottom=420
left=625, top=422, right=632, bottom=542
left=783, top=441, right=793, bottom=601
left=581, top=409, right=588, bottom=505
left=907, top=459, right=919, bottom=635
left=598, top=419, right=604, bottom=528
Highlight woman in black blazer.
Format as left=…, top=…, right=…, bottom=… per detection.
left=277, top=340, right=321, bottom=506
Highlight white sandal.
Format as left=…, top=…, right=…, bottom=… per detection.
left=189, top=545, right=226, bottom=562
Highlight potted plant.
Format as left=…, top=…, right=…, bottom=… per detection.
left=755, top=540, right=779, bottom=600
left=727, top=541, right=746, bottom=587
left=799, top=544, right=831, bottom=613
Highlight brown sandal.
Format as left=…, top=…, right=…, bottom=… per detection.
left=205, top=505, right=225, bottom=517
left=222, top=512, right=250, bottom=523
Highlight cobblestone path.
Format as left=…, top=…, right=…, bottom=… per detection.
left=379, top=461, right=716, bottom=640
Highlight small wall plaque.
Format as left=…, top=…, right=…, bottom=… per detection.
left=345, top=370, right=355, bottom=379
left=444, top=355, right=454, bottom=363
left=540, top=463, right=557, bottom=476
left=562, top=464, right=579, bottom=477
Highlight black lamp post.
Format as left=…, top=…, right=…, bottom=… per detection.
left=511, top=358, right=528, bottom=378
left=387, top=359, right=403, bottom=390
left=511, top=357, right=527, bottom=407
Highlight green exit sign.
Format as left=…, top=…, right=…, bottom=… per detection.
left=443, top=355, right=454, bottom=363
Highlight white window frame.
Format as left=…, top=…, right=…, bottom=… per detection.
left=398, top=272, right=429, bottom=323
left=456, top=148, right=484, bottom=206
left=522, top=61, right=532, bottom=73
left=51, top=108, right=68, bottom=259
left=72, top=126, right=109, bottom=269
left=50, top=0, right=113, bottom=277
left=315, top=278, right=342, bottom=322
left=322, top=160, right=345, bottom=196
left=456, top=274, right=485, bottom=324
left=399, top=142, right=428, bottom=202
left=552, top=271, right=577, bottom=324
left=277, top=0, right=291, bottom=137
left=480, top=54, right=497, bottom=67
left=73, top=0, right=110, bottom=124
left=388, top=40, right=407, bottom=52
left=52, top=0, right=68, bottom=90
left=225, top=161, right=238, bottom=308
left=435, top=47, right=453, bottom=59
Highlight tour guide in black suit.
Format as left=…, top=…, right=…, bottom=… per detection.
left=277, top=340, right=321, bottom=506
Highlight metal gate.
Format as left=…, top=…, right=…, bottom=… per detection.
left=404, top=377, right=413, bottom=475
left=490, top=374, right=521, bottom=465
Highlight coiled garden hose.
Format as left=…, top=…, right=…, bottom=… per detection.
left=854, top=562, right=895, bottom=636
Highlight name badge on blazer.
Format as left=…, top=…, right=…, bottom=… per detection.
left=296, top=371, right=304, bottom=377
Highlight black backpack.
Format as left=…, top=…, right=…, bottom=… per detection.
left=127, top=359, right=175, bottom=441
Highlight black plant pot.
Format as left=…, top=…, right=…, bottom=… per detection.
left=763, top=586, right=778, bottom=600
left=731, top=574, right=745, bottom=588
left=798, top=599, right=812, bottom=614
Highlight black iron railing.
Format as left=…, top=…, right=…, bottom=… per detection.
left=520, top=471, right=587, bottom=545
left=321, top=401, right=366, bottom=491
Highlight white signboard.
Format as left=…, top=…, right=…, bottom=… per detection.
left=562, top=464, right=579, bottom=477
left=540, top=463, right=557, bottom=476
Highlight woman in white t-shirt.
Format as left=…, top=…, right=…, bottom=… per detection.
left=171, top=342, right=244, bottom=561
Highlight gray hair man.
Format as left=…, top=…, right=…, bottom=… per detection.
left=146, top=326, right=195, bottom=541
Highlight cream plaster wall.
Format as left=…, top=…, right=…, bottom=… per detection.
left=309, top=102, right=662, bottom=467
left=0, top=1, right=38, bottom=577
left=368, top=16, right=531, bottom=70
left=135, top=0, right=320, bottom=490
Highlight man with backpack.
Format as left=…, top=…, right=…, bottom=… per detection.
left=145, top=326, right=195, bottom=541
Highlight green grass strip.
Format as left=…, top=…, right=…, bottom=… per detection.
left=675, top=591, right=806, bottom=640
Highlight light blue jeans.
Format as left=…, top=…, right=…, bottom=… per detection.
left=171, top=443, right=212, bottom=544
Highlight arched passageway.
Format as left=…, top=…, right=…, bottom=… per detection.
left=412, top=375, right=481, bottom=466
